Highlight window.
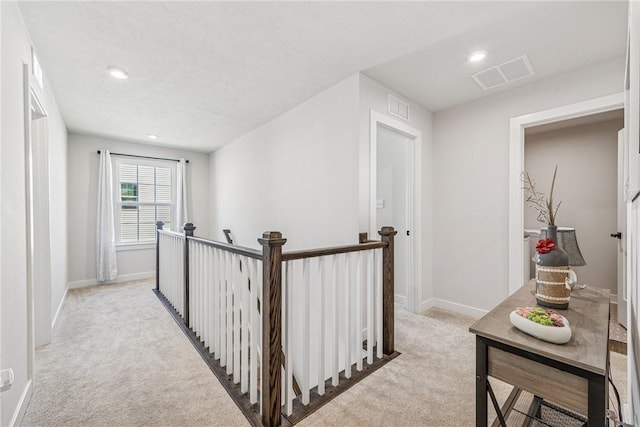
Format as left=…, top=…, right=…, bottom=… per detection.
left=114, top=159, right=175, bottom=244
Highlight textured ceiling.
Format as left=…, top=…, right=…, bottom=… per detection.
left=365, top=1, right=628, bottom=112
left=18, top=1, right=628, bottom=152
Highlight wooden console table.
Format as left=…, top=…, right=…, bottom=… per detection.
left=469, top=280, right=610, bottom=426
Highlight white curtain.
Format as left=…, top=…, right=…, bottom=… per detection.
left=176, top=158, right=189, bottom=231
left=96, top=149, right=117, bottom=282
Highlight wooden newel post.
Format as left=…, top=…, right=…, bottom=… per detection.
left=379, top=226, right=397, bottom=355
left=156, top=221, right=164, bottom=291
left=258, top=231, right=287, bottom=427
left=183, top=222, right=196, bottom=327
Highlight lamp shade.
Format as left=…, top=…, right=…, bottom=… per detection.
left=539, top=227, right=586, bottom=266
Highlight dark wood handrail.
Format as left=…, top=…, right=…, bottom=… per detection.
left=282, top=240, right=387, bottom=261
left=187, top=235, right=263, bottom=260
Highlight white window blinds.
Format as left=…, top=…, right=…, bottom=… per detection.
left=116, top=160, right=175, bottom=243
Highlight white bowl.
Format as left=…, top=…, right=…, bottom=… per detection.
left=509, top=310, right=572, bottom=344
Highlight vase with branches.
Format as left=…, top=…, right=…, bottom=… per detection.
left=522, top=166, right=571, bottom=308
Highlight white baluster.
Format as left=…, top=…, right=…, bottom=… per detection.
left=206, top=246, right=213, bottom=351
left=355, top=251, right=363, bottom=371
left=194, top=242, right=198, bottom=333
left=197, top=243, right=203, bottom=340
left=249, top=258, right=258, bottom=404
left=168, top=236, right=172, bottom=305
left=257, top=259, right=263, bottom=416
left=212, top=248, right=220, bottom=358
left=318, top=256, right=326, bottom=395
left=302, top=258, right=311, bottom=404
left=285, top=260, right=294, bottom=415
left=169, top=236, right=174, bottom=307
left=165, top=235, right=170, bottom=304
left=331, top=255, right=339, bottom=386
left=367, top=250, right=374, bottom=364
left=194, top=243, right=199, bottom=337
left=197, top=243, right=207, bottom=344
left=220, top=249, right=228, bottom=367
left=176, top=236, right=180, bottom=310
left=233, top=254, right=241, bottom=383
left=241, top=256, right=249, bottom=393
left=226, top=251, right=233, bottom=375
left=203, top=245, right=209, bottom=345
left=344, top=253, right=351, bottom=379
left=178, top=237, right=183, bottom=315
left=375, top=249, right=382, bottom=359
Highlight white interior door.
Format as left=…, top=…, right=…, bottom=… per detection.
left=617, top=129, right=628, bottom=328
left=376, top=124, right=412, bottom=310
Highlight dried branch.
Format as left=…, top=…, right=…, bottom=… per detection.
left=521, top=166, right=561, bottom=226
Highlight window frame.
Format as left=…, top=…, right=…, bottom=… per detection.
left=113, top=156, right=177, bottom=249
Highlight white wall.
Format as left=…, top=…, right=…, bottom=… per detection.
left=359, top=74, right=434, bottom=306
left=209, top=74, right=360, bottom=251
left=1, top=1, right=68, bottom=424
left=48, top=91, right=68, bottom=325
left=208, top=73, right=435, bottom=313
left=433, top=56, right=625, bottom=314
left=524, top=118, right=623, bottom=295
left=67, top=134, right=209, bottom=285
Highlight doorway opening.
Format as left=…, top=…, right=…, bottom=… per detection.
left=523, top=110, right=624, bottom=327
left=508, top=93, right=624, bottom=297
left=369, top=111, right=422, bottom=313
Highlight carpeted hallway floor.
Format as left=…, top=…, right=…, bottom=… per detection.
left=22, top=279, right=627, bottom=426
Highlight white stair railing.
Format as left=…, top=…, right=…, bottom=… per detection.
left=187, top=239, right=263, bottom=403
left=280, top=246, right=384, bottom=417
left=155, top=223, right=396, bottom=427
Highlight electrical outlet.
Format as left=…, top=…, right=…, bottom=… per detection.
left=0, top=368, right=14, bottom=393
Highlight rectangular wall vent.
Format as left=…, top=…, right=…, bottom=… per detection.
left=388, top=94, right=410, bottom=121
left=471, top=55, right=535, bottom=90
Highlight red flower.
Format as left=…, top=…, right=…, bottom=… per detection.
left=536, top=238, right=556, bottom=254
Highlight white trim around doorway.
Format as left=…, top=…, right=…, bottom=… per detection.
left=508, top=93, right=624, bottom=296
left=369, top=110, right=423, bottom=313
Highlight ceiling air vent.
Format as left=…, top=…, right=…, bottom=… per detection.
left=471, top=55, right=535, bottom=90
left=388, top=94, right=410, bottom=121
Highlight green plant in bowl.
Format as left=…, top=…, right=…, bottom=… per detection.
left=516, top=307, right=564, bottom=327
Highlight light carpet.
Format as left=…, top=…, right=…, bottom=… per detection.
left=22, top=280, right=627, bottom=426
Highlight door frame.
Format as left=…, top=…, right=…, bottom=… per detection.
left=618, top=130, right=628, bottom=327
left=24, top=65, right=49, bottom=385
left=369, top=110, right=422, bottom=313
left=508, top=93, right=624, bottom=295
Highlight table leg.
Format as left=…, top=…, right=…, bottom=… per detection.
left=588, top=374, right=607, bottom=427
left=476, top=336, right=488, bottom=427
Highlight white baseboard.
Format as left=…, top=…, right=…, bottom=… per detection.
left=622, top=403, right=632, bottom=425
left=9, top=379, right=32, bottom=427
left=51, top=284, right=70, bottom=330
left=69, top=271, right=155, bottom=289
left=394, top=294, right=407, bottom=310
left=422, top=298, right=488, bottom=319
left=419, top=298, right=435, bottom=313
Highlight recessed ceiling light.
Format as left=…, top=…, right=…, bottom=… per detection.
left=107, top=67, right=128, bottom=79
left=468, top=50, right=487, bottom=63
left=147, top=134, right=159, bottom=140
